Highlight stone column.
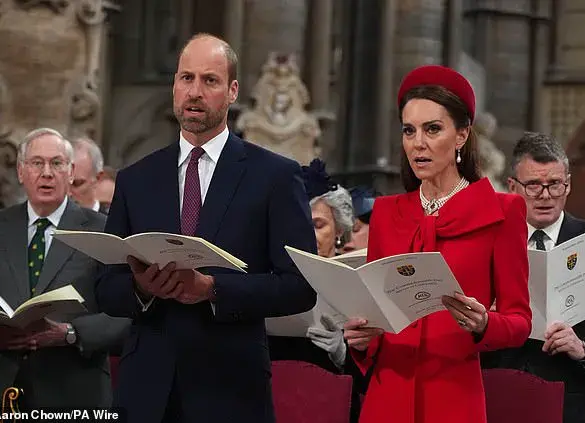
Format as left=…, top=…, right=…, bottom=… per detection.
left=223, top=0, right=245, bottom=72
left=307, top=0, right=333, bottom=112
left=464, top=0, right=549, bottom=156
left=443, top=0, right=463, bottom=68
left=373, top=0, right=397, bottom=194
left=306, top=0, right=334, bottom=160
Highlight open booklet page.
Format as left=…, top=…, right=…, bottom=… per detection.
left=529, top=232, right=585, bottom=340
left=265, top=296, right=345, bottom=337
left=285, top=246, right=463, bottom=333
left=330, top=248, right=367, bottom=268
left=0, top=285, right=86, bottom=328
left=52, top=230, right=247, bottom=272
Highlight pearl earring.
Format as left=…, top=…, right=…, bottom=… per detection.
left=456, top=149, right=462, bottom=164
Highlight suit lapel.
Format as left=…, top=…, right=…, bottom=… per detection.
left=556, top=213, right=584, bottom=246
left=0, top=203, right=30, bottom=304
left=155, top=142, right=182, bottom=234
left=35, top=201, right=88, bottom=295
left=196, top=134, right=247, bottom=242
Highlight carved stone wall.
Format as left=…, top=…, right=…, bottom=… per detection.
left=0, top=0, right=116, bottom=208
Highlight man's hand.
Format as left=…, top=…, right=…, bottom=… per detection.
left=127, top=256, right=184, bottom=300
left=542, top=321, right=585, bottom=360
left=4, top=319, right=69, bottom=351
left=0, top=325, right=28, bottom=350
left=169, top=269, right=215, bottom=305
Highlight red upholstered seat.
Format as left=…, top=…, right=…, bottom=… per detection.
left=482, top=368, right=564, bottom=423
left=109, top=355, right=120, bottom=389
left=271, top=360, right=353, bottom=423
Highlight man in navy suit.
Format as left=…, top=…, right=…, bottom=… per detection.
left=482, top=132, right=585, bottom=423
left=95, top=33, right=317, bottom=423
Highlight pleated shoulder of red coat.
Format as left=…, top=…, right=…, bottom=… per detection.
left=372, top=178, right=514, bottom=238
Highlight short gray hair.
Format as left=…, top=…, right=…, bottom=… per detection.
left=71, top=137, right=104, bottom=176
left=17, top=128, right=74, bottom=163
left=510, top=132, right=569, bottom=176
left=310, top=186, right=354, bottom=242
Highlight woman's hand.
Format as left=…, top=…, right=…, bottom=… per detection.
left=343, top=318, right=385, bottom=351
left=442, top=292, right=488, bottom=334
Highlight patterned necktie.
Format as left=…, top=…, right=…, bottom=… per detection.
left=28, top=218, right=51, bottom=294
left=181, top=147, right=205, bottom=236
left=532, top=229, right=547, bottom=251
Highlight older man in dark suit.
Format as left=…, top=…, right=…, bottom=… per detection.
left=0, top=128, right=130, bottom=409
left=483, top=132, right=585, bottom=423
left=95, top=33, right=317, bottom=423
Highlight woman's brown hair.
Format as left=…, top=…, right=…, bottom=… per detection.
left=398, top=85, right=481, bottom=192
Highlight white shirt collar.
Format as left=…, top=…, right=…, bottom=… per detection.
left=178, top=126, right=229, bottom=168
left=528, top=211, right=564, bottom=246
left=27, top=196, right=68, bottom=228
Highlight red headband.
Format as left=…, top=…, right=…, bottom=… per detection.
left=397, top=65, right=476, bottom=122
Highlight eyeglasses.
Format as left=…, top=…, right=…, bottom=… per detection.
left=23, top=158, right=70, bottom=173
left=512, top=177, right=569, bottom=198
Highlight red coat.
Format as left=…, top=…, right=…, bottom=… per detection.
left=352, top=178, right=531, bottom=423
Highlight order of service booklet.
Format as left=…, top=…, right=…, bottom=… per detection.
left=0, top=285, right=86, bottom=328
left=52, top=230, right=247, bottom=272
left=528, top=232, right=585, bottom=340
left=285, top=246, right=463, bottom=333
left=265, top=249, right=367, bottom=337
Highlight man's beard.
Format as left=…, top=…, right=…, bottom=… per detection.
left=176, top=103, right=228, bottom=135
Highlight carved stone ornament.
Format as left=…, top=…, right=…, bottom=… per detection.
left=15, top=0, right=70, bottom=13
left=236, top=53, right=322, bottom=165
left=0, top=139, right=25, bottom=209
left=474, top=111, right=507, bottom=192
left=69, top=0, right=120, bottom=138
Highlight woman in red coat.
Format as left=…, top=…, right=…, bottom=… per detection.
left=343, top=65, right=532, bottom=423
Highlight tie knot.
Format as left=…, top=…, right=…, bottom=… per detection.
left=190, top=147, right=205, bottom=162
left=34, top=218, right=50, bottom=231
left=532, top=229, right=546, bottom=242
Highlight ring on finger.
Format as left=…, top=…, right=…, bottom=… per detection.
left=457, top=319, right=467, bottom=327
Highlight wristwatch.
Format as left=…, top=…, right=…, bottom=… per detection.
left=65, top=323, right=77, bottom=345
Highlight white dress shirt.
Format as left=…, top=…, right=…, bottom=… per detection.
left=178, top=126, right=229, bottom=213
left=527, top=211, right=564, bottom=251
left=137, top=127, right=229, bottom=312
left=27, top=197, right=68, bottom=256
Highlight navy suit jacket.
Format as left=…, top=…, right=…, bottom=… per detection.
left=95, top=133, right=317, bottom=423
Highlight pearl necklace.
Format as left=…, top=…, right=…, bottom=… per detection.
left=419, top=178, right=470, bottom=215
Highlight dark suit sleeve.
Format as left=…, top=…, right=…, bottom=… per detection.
left=71, top=313, right=131, bottom=354
left=94, top=171, right=143, bottom=318
left=212, top=162, right=317, bottom=321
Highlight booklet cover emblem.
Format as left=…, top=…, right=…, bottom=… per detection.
left=567, top=253, right=578, bottom=270
left=396, top=264, right=415, bottom=277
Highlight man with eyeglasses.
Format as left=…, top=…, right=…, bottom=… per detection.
left=0, top=128, right=130, bottom=410
left=483, top=132, right=585, bottom=423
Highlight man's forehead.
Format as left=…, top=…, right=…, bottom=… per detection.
left=179, top=40, right=227, bottom=69
left=518, top=159, right=566, bottom=177
left=27, top=136, right=67, bottom=156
